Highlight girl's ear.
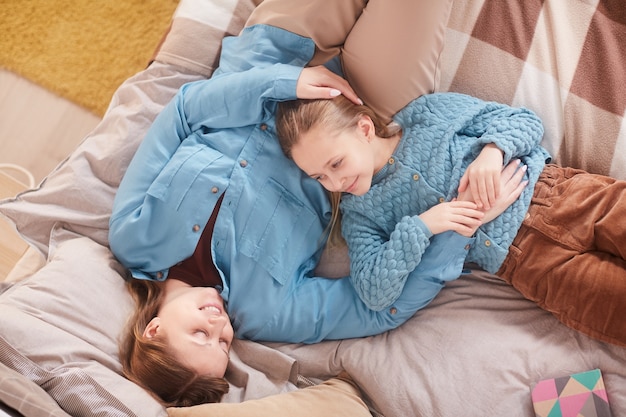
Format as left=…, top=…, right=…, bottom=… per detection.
left=143, top=317, right=161, bottom=339
left=357, top=115, right=374, bottom=142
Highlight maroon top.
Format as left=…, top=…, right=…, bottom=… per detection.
left=168, top=195, right=223, bottom=289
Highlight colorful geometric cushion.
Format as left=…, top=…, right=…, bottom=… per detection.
left=531, top=369, right=612, bottom=417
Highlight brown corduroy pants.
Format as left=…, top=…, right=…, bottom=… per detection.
left=497, top=164, right=626, bottom=346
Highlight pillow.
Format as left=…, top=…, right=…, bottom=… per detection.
left=246, top=0, right=454, bottom=122
left=341, top=0, right=453, bottom=121
left=0, top=362, right=71, bottom=417
left=167, top=373, right=372, bottom=417
left=0, top=233, right=339, bottom=417
left=0, top=234, right=166, bottom=417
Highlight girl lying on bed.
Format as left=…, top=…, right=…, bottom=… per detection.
left=274, top=92, right=626, bottom=349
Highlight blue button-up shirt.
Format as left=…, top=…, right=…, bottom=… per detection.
left=109, top=24, right=471, bottom=343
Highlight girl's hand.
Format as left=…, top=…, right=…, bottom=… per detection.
left=458, top=159, right=528, bottom=224
left=296, top=66, right=363, bottom=105
left=419, top=201, right=484, bottom=237
left=458, top=143, right=504, bottom=210
left=480, top=160, right=528, bottom=223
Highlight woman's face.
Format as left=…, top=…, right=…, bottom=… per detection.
left=144, top=286, right=233, bottom=378
left=290, top=116, right=378, bottom=196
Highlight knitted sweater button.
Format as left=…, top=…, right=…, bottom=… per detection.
left=211, top=186, right=219, bottom=194
left=412, top=173, right=419, bottom=181
left=192, top=224, right=201, bottom=232
left=484, top=240, right=491, bottom=247
left=240, top=160, right=248, bottom=167
left=388, top=157, right=395, bottom=165
left=389, top=307, right=398, bottom=315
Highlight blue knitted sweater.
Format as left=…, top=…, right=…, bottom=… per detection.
left=341, top=93, right=551, bottom=311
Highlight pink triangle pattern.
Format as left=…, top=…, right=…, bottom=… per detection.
left=559, top=392, right=591, bottom=416
left=531, top=369, right=613, bottom=417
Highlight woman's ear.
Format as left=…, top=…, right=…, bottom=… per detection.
left=143, top=317, right=161, bottom=339
left=357, top=115, right=374, bottom=142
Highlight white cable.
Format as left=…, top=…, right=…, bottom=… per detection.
left=0, top=163, right=36, bottom=188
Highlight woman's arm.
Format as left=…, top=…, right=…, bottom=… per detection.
left=106, top=28, right=298, bottom=276
left=182, top=64, right=360, bottom=133
left=109, top=26, right=358, bottom=277
left=241, top=231, right=471, bottom=343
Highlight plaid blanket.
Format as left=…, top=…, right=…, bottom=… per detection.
left=158, top=0, right=625, bottom=179
left=441, top=0, right=626, bottom=180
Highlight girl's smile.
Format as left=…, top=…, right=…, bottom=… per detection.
left=291, top=115, right=399, bottom=195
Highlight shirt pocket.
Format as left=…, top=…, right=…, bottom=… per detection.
left=239, top=177, right=318, bottom=285
left=147, top=143, right=224, bottom=210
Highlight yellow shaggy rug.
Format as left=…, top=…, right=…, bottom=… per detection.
left=0, top=0, right=179, bottom=116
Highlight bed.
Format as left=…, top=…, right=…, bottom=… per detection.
left=1, top=0, right=625, bottom=416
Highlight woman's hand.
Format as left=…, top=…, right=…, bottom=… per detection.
left=296, top=66, right=363, bottom=105
left=419, top=201, right=484, bottom=237
left=458, top=159, right=528, bottom=224
left=457, top=143, right=504, bottom=210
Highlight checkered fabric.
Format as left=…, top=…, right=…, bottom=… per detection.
left=440, top=0, right=626, bottom=180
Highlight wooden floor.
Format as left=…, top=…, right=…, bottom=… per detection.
left=0, top=72, right=103, bottom=416
left=0, top=69, right=102, bottom=280
left=0, top=69, right=102, bottom=184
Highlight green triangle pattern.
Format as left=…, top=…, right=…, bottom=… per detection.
left=547, top=400, right=563, bottom=417
left=572, top=369, right=601, bottom=391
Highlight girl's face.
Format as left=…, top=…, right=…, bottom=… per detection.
left=290, top=116, right=380, bottom=196
left=144, top=286, right=233, bottom=378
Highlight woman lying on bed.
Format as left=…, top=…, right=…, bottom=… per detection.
left=110, top=0, right=464, bottom=406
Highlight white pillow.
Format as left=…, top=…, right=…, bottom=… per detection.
left=0, top=235, right=166, bottom=417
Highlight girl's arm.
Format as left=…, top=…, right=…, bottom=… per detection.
left=339, top=205, right=471, bottom=311
left=455, top=94, right=544, bottom=209
left=458, top=158, right=529, bottom=224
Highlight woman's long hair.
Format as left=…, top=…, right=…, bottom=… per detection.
left=119, top=278, right=229, bottom=407
left=276, top=95, right=400, bottom=246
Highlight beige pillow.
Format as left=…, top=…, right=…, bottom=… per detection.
left=341, top=0, right=453, bottom=122
left=167, top=374, right=371, bottom=417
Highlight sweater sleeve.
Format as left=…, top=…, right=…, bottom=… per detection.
left=432, top=93, right=545, bottom=165
left=341, top=201, right=446, bottom=311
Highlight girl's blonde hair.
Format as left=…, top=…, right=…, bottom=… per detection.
left=276, top=95, right=400, bottom=246
left=119, top=278, right=229, bottom=407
